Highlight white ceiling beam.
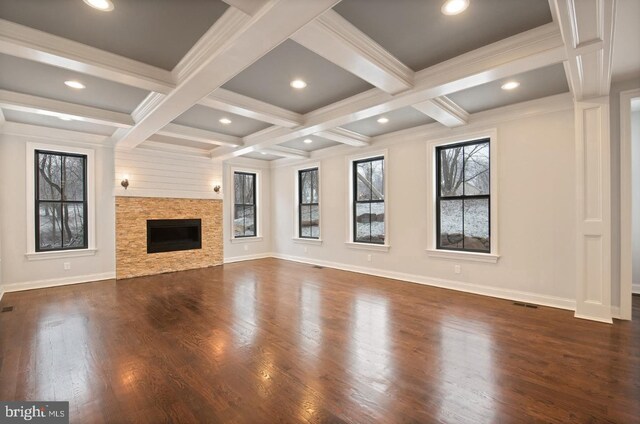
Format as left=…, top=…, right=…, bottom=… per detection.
left=157, top=123, right=241, bottom=147
left=0, top=89, right=134, bottom=128
left=412, top=96, right=469, bottom=127
left=115, top=0, right=340, bottom=150
left=315, top=127, right=370, bottom=147
left=258, top=146, right=310, bottom=159
left=0, top=108, right=5, bottom=128
left=0, top=19, right=175, bottom=94
left=201, top=88, right=303, bottom=127
left=291, top=10, right=414, bottom=94
left=551, top=0, right=616, bottom=101
left=221, top=0, right=269, bottom=16
left=211, top=23, right=566, bottom=160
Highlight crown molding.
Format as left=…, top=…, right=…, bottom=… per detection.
left=132, top=92, right=166, bottom=123
left=141, top=139, right=213, bottom=158
left=316, top=127, right=370, bottom=147
left=0, top=19, right=175, bottom=93
left=292, top=9, right=414, bottom=94
left=0, top=89, right=134, bottom=128
left=0, top=121, right=111, bottom=146
left=259, top=145, right=310, bottom=159
left=157, top=123, right=242, bottom=147
left=412, top=96, right=469, bottom=127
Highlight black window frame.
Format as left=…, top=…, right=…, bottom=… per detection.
left=34, top=149, right=88, bottom=252
left=436, top=138, right=491, bottom=253
left=233, top=171, right=257, bottom=238
left=298, top=167, right=319, bottom=239
left=352, top=156, right=385, bottom=245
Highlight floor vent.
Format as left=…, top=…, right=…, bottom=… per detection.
left=1, top=306, right=14, bottom=312
left=312, top=265, right=324, bottom=269
left=513, top=302, right=538, bottom=309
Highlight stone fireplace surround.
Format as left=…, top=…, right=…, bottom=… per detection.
left=115, top=197, right=223, bottom=279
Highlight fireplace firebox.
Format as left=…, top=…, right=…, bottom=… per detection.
left=147, top=219, right=202, bottom=254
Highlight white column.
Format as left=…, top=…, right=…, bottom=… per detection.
left=574, top=97, right=612, bottom=323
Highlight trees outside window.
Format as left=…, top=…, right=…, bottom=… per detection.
left=298, top=168, right=319, bottom=239
left=35, top=150, right=87, bottom=251
left=353, top=156, right=385, bottom=244
left=436, top=139, right=490, bottom=252
left=233, top=172, right=257, bottom=237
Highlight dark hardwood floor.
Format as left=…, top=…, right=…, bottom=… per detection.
left=1, top=258, right=638, bottom=423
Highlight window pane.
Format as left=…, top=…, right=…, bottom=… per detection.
left=300, top=171, right=312, bottom=204
left=356, top=161, right=372, bottom=201
left=464, top=198, right=489, bottom=251
left=244, top=206, right=256, bottom=236
left=300, top=205, right=312, bottom=237
left=371, top=159, right=384, bottom=201
left=62, top=203, right=85, bottom=248
left=310, top=169, right=319, bottom=203
left=310, top=204, right=320, bottom=238
left=440, top=199, right=463, bottom=249
left=234, top=173, right=243, bottom=205
left=464, top=143, right=490, bottom=195
left=355, top=203, right=371, bottom=242
left=39, top=202, right=62, bottom=250
left=440, top=147, right=463, bottom=197
left=370, top=202, right=385, bottom=243
left=244, top=174, right=254, bottom=204
left=64, top=156, right=85, bottom=201
left=233, top=204, right=245, bottom=237
left=37, top=153, right=62, bottom=201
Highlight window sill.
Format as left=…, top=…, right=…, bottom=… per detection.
left=425, top=249, right=499, bottom=263
left=230, top=236, right=263, bottom=244
left=345, top=242, right=390, bottom=252
left=292, top=238, right=323, bottom=245
left=25, top=248, right=98, bottom=261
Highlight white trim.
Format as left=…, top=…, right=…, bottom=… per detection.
left=272, top=253, right=576, bottom=311
left=619, top=88, right=640, bottom=320
left=229, top=236, right=264, bottom=244
left=412, top=96, right=469, bottom=128
left=26, top=142, right=96, bottom=257
left=25, top=248, right=98, bottom=261
left=344, top=242, right=390, bottom=252
left=229, top=165, right=262, bottom=241
left=3, top=272, right=115, bottom=294
left=426, top=128, right=499, bottom=257
left=1, top=122, right=110, bottom=147
left=425, top=249, right=499, bottom=264
left=292, top=238, right=323, bottom=245
left=346, top=149, right=389, bottom=247
left=223, top=252, right=273, bottom=264
left=293, top=162, right=322, bottom=241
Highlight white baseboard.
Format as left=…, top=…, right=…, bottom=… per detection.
left=272, top=253, right=576, bottom=311
left=633, top=283, right=640, bottom=294
left=224, top=252, right=274, bottom=264
left=4, top=272, right=116, bottom=294
left=0, top=287, right=4, bottom=302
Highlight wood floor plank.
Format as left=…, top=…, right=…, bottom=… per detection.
left=0, top=258, right=638, bottom=423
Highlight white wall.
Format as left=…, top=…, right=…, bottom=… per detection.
left=271, top=106, right=577, bottom=308
left=0, top=132, right=115, bottom=291
left=632, top=110, right=640, bottom=290
left=223, top=160, right=273, bottom=261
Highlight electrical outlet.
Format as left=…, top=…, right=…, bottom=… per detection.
left=243, top=244, right=249, bottom=252
left=64, top=262, right=71, bottom=270
left=454, top=264, right=461, bottom=274
left=367, top=254, right=372, bottom=262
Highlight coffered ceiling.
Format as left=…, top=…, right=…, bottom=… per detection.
left=0, top=0, right=635, bottom=162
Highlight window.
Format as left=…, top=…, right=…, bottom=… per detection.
left=353, top=156, right=385, bottom=244
left=233, top=171, right=256, bottom=237
left=35, top=150, right=88, bottom=252
left=298, top=167, right=319, bottom=239
left=436, top=139, right=490, bottom=253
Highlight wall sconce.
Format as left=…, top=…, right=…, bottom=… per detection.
left=121, top=176, right=129, bottom=190
left=213, top=185, right=221, bottom=193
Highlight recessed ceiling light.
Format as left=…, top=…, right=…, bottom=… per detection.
left=441, top=0, right=469, bottom=15
left=83, top=0, right=114, bottom=11
left=219, top=118, right=232, bottom=125
left=64, top=80, right=86, bottom=89
left=501, top=81, right=520, bottom=90
left=377, top=117, right=389, bottom=124
left=303, top=138, right=313, bottom=144
left=290, top=79, right=307, bottom=89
